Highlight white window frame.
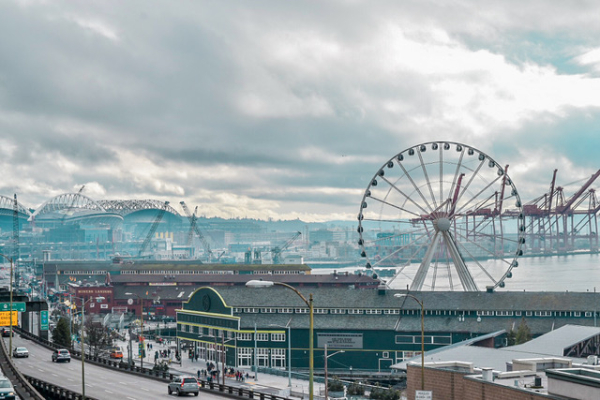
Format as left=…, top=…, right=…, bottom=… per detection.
left=237, top=333, right=252, bottom=341
left=238, top=348, right=253, bottom=367
left=256, top=333, right=269, bottom=341
left=271, top=333, right=286, bottom=342
left=271, top=348, right=286, bottom=368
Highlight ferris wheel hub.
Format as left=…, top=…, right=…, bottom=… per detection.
left=435, top=217, right=451, bottom=232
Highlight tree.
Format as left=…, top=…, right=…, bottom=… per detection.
left=328, top=377, right=345, bottom=392
left=515, top=317, right=532, bottom=344
left=52, top=317, right=71, bottom=348
left=506, top=327, right=517, bottom=346
left=84, top=319, right=113, bottom=356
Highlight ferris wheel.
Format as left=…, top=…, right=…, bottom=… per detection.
left=357, top=141, right=525, bottom=291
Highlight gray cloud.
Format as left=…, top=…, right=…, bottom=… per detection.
left=1, top=1, right=600, bottom=220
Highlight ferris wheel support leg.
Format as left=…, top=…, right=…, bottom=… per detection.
left=442, top=231, right=478, bottom=291
left=410, top=231, right=440, bottom=291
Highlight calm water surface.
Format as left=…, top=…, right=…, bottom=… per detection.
left=313, top=254, right=600, bottom=293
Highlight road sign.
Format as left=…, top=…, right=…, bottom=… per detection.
left=41, top=310, right=49, bottom=331
left=0, top=311, right=18, bottom=326
left=416, top=390, right=432, bottom=400
left=0, top=302, right=25, bottom=312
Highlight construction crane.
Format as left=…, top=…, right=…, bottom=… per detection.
left=12, top=194, right=19, bottom=265
left=61, top=185, right=85, bottom=225
left=271, top=231, right=302, bottom=264
left=138, top=201, right=169, bottom=257
left=180, top=201, right=212, bottom=262
left=186, top=206, right=199, bottom=246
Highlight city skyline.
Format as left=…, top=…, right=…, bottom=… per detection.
left=2, top=1, right=600, bottom=222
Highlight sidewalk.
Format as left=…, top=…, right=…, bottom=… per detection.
left=113, top=333, right=318, bottom=399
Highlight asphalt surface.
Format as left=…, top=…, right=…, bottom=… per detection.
left=5, top=335, right=247, bottom=400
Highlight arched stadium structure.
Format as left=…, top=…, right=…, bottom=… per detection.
left=0, top=193, right=185, bottom=262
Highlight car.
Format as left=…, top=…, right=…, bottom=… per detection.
left=52, top=349, right=71, bottom=363
left=110, top=350, right=123, bottom=359
left=168, top=375, right=199, bottom=396
left=0, top=377, right=15, bottom=400
left=0, top=328, right=12, bottom=338
left=12, top=347, right=28, bottom=358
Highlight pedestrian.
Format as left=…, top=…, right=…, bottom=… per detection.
left=197, top=369, right=201, bottom=379
left=195, top=352, right=199, bottom=362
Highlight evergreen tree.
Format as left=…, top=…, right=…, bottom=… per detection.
left=52, top=317, right=71, bottom=348
left=515, top=317, right=532, bottom=344
left=507, top=328, right=516, bottom=346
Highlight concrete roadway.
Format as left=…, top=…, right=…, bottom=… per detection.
left=5, top=335, right=226, bottom=400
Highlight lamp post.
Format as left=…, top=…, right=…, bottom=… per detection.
left=73, top=295, right=105, bottom=400
left=270, top=322, right=292, bottom=388
left=324, top=343, right=345, bottom=400
left=394, top=293, right=425, bottom=391
left=126, top=292, right=144, bottom=371
left=246, top=280, right=314, bottom=400
left=0, top=253, right=14, bottom=360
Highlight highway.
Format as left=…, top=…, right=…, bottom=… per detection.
left=4, top=335, right=226, bottom=400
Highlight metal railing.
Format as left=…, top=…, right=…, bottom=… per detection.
left=0, top=331, right=45, bottom=400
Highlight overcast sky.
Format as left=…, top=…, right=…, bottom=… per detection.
left=1, top=1, right=600, bottom=222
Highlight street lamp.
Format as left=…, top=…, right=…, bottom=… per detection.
left=270, top=322, right=292, bottom=388
left=324, top=343, right=345, bottom=400
left=394, top=293, right=425, bottom=391
left=125, top=292, right=145, bottom=371
left=0, top=253, right=14, bottom=360
left=73, top=295, right=105, bottom=400
left=246, top=280, right=314, bottom=400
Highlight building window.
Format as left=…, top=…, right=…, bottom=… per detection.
left=257, top=348, right=269, bottom=367
left=296, top=308, right=309, bottom=314
left=271, top=348, right=286, bottom=368
left=238, top=348, right=253, bottom=367
left=384, top=309, right=400, bottom=315
left=395, top=335, right=417, bottom=344
left=233, top=308, right=243, bottom=313
left=314, top=309, right=328, bottom=314
left=261, top=308, right=276, bottom=313
left=348, top=309, right=363, bottom=315
left=330, top=309, right=345, bottom=314
left=278, top=308, right=293, bottom=314
left=244, top=308, right=258, bottom=313
left=574, top=311, right=581, bottom=317
left=237, top=333, right=252, bottom=341
left=382, top=351, right=389, bottom=358
left=365, top=309, right=381, bottom=315
left=526, top=311, right=532, bottom=316
left=271, top=333, right=286, bottom=342
left=256, top=333, right=269, bottom=341
left=585, top=312, right=593, bottom=317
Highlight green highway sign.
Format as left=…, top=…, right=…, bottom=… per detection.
left=0, top=302, right=25, bottom=312
left=41, top=310, right=49, bottom=331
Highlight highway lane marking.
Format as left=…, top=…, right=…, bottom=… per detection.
left=105, top=390, right=114, bottom=394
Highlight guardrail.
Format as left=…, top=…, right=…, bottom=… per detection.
left=25, top=376, right=100, bottom=400
left=0, top=331, right=45, bottom=400
left=15, top=326, right=291, bottom=400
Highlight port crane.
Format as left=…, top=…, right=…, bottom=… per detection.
left=180, top=201, right=212, bottom=262
left=138, top=201, right=169, bottom=257
left=271, top=231, right=302, bottom=264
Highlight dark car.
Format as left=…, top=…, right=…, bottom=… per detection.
left=0, top=377, right=15, bottom=400
left=168, top=375, right=199, bottom=396
left=52, top=349, right=71, bottom=363
left=0, top=328, right=12, bottom=338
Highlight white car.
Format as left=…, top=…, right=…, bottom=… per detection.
left=13, top=346, right=29, bottom=358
